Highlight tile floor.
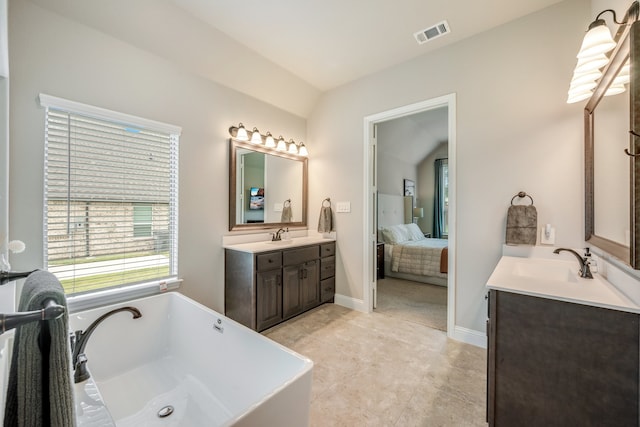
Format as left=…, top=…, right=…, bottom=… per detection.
left=264, top=279, right=487, bottom=426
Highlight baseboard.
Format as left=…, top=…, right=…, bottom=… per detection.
left=334, top=293, right=367, bottom=312
left=451, top=325, right=487, bottom=348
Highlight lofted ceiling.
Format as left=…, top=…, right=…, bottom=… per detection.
left=27, top=0, right=565, bottom=115
left=170, top=0, right=564, bottom=90
left=377, top=107, right=449, bottom=165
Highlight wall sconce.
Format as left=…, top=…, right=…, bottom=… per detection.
left=228, top=124, right=308, bottom=156
left=567, top=3, right=639, bottom=103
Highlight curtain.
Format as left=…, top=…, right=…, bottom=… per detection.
left=433, top=158, right=448, bottom=238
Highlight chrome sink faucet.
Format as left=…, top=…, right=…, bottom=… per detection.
left=553, top=248, right=593, bottom=279
left=71, top=306, right=142, bottom=383
left=272, top=228, right=285, bottom=241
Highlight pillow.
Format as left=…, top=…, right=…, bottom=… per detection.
left=381, top=224, right=411, bottom=244
left=405, top=223, right=426, bottom=241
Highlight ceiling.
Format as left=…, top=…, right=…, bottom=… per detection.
left=27, top=0, right=565, bottom=115
left=377, top=107, right=449, bottom=165
left=170, top=0, right=564, bottom=91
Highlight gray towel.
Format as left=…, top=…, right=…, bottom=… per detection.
left=318, top=206, right=334, bottom=233
left=505, top=205, right=537, bottom=245
left=4, top=271, right=75, bottom=427
left=281, top=205, right=293, bottom=223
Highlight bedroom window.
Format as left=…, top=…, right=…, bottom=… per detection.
left=40, top=94, right=180, bottom=296
left=434, top=158, right=448, bottom=238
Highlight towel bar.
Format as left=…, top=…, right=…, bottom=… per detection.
left=0, top=269, right=38, bottom=286
left=0, top=299, right=65, bottom=335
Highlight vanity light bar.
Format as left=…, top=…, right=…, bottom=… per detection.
left=567, top=3, right=639, bottom=104
left=228, top=123, right=308, bottom=156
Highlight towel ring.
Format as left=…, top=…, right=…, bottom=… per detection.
left=510, top=191, right=534, bottom=206
left=283, top=199, right=291, bottom=207
left=322, top=198, right=331, bottom=207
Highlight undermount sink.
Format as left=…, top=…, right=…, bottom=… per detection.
left=510, top=259, right=578, bottom=283
left=266, top=240, right=294, bottom=245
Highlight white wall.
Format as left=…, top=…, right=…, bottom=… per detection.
left=376, top=155, right=416, bottom=196
left=307, top=0, right=591, bottom=332
left=7, top=1, right=306, bottom=312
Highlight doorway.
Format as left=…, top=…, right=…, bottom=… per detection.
left=363, top=94, right=456, bottom=337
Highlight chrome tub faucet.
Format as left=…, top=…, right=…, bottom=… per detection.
left=71, top=306, right=142, bottom=383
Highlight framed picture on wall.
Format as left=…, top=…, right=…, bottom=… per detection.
left=403, top=179, right=415, bottom=197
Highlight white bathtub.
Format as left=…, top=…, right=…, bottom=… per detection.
left=69, top=292, right=313, bottom=426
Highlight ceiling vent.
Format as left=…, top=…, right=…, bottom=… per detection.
left=414, top=20, right=450, bottom=45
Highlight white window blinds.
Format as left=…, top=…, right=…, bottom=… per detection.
left=40, top=95, right=180, bottom=295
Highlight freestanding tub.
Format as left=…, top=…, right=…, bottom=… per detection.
left=69, top=292, right=313, bottom=426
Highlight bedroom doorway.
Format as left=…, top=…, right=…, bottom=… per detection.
left=363, top=93, right=456, bottom=337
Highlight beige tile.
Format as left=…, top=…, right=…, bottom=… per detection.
left=264, top=278, right=486, bottom=426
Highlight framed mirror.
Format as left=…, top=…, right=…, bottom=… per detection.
left=585, top=13, right=639, bottom=267
left=229, top=138, right=308, bottom=231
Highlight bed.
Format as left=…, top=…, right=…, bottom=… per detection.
left=378, top=194, right=448, bottom=286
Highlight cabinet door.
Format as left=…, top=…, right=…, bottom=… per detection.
left=301, top=260, right=320, bottom=311
left=491, top=290, right=639, bottom=427
left=256, top=269, right=282, bottom=332
left=282, top=265, right=303, bottom=319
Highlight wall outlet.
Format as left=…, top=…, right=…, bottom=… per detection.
left=540, top=225, right=556, bottom=245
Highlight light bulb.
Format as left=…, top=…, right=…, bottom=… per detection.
left=236, top=123, right=248, bottom=141
left=265, top=132, right=276, bottom=148
left=250, top=127, right=262, bottom=144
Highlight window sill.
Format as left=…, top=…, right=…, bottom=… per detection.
left=67, top=277, right=182, bottom=314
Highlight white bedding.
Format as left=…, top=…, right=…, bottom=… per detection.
left=387, top=238, right=448, bottom=279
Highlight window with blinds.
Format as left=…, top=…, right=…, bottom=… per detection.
left=42, top=96, right=180, bottom=296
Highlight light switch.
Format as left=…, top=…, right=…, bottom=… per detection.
left=336, top=202, right=351, bottom=213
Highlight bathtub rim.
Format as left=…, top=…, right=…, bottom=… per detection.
left=70, top=290, right=314, bottom=426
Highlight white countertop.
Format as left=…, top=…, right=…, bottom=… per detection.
left=223, top=236, right=336, bottom=254
left=487, top=256, right=640, bottom=314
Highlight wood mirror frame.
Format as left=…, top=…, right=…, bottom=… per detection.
left=585, top=8, right=639, bottom=267
left=229, top=138, right=308, bottom=231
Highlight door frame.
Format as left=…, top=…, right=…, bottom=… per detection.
left=363, top=93, right=456, bottom=336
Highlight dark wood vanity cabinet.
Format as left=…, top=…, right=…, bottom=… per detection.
left=225, top=242, right=335, bottom=332
left=487, top=289, right=640, bottom=427
left=256, top=269, right=282, bottom=331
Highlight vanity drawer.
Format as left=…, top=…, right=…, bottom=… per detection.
left=256, top=252, right=282, bottom=271
left=320, top=277, right=335, bottom=302
left=320, top=243, right=335, bottom=258
left=283, top=246, right=318, bottom=266
left=320, top=256, right=335, bottom=280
